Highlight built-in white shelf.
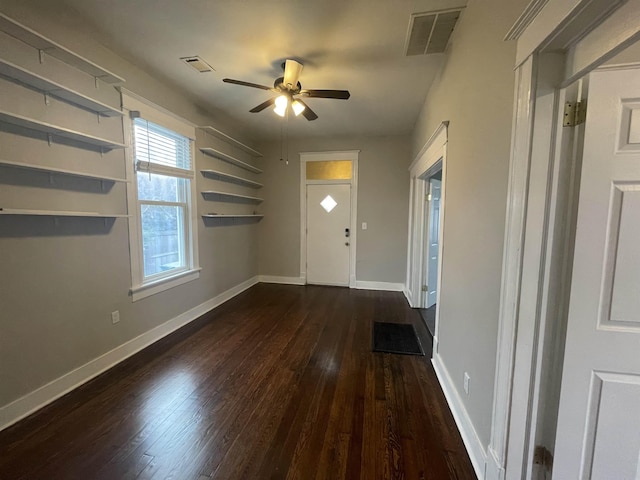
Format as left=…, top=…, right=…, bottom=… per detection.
left=0, top=14, right=124, bottom=84
left=0, top=58, right=123, bottom=117
left=0, top=208, right=128, bottom=218
left=202, top=214, right=263, bottom=219
left=199, top=147, right=262, bottom=174
left=0, top=159, right=127, bottom=183
left=0, top=109, right=125, bottom=150
left=199, top=126, right=262, bottom=157
left=201, top=190, right=263, bottom=203
left=200, top=169, right=263, bottom=188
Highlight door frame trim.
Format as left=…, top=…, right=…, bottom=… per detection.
left=488, top=1, right=639, bottom=479
left=299, top=150, right=359, bottom=287
left=406, top=122, right=448, bottom=352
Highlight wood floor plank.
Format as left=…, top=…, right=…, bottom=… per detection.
left=0, top=284, right=476, bottom=480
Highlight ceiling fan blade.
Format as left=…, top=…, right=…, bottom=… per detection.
left=283, top=60, right=303, bottom=89
left=299, top=89, right=351, bottom=100
left=222, top=78, right=274, bottom=91
left=249, top=97, right=276, bottom=113
left=294, top=99, right=318, bottom=121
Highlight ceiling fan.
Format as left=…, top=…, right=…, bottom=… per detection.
left=222, top=59, right=350, bottom=121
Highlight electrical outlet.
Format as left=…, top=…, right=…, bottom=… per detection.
left=111, top=310, right=120, bottom=324
left=463, top=372, right=470, bottom=395
left=362, top=222, right=368, bottom=230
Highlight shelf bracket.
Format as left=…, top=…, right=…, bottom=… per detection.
left=97, top=113, right=101, bottom=124
left=38, top=49, right=46, bottom=64
left=94, top=76, right=100, bottom=89
left=100, top=148, right=105, bottom=157
left=47, top=134, right=53, bottom=147
left=49, top=172, right=55, bottom=185
left=44, top=92, right=51, bottom=106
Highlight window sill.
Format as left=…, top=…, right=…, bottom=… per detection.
left=130, top=268, right=201, bottom=302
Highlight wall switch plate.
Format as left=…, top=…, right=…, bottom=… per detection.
left=464, top=372, right=470, bottom=395
left=111, top=310, right=120, bottom=324
left=362, top=222, right=367, bottom=230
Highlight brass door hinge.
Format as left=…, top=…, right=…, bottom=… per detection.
left=563, top=101, right=586, bottom=127
left=533, top=445, right=553, bottom=473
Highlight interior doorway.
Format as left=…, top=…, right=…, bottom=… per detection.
left=406, top=122, right=447, bottom=353
left=419, top=169, right=442, bottom=339
left=299, top=151, right=359, bottom=287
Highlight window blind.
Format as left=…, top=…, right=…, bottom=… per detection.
left=134, top=118, right=193, bottom=177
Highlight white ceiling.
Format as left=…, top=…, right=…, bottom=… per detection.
left=60, top=0, right=467, bottom=140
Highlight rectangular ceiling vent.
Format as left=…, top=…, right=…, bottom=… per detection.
left=180, top=56, right=214, bottom=73
left=405, top=9, right=463, bottom=56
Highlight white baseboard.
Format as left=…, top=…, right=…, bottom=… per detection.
left=403, top=288, right=413, bottom=306
left=485, top=447, right=505, bottom=480
left=432, top=353, right=487, bottom=479
left=354, top=281, right=404, bottom=291
left=258, top=275, right=305, bottom=285
left=0, top=275, right=259, bottom=432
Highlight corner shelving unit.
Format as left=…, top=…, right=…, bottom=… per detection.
left=200, top=169, right=262, bottom=189
left=198, top=126, right=262, bottom=157
left=0, top=13, right=124, bottom=84
left=0, top=159, right=127, bottom=183
left=0, top=110, right=125, bottom=150
left=0, top=58, right=123, bottom=116
left=199, top=147, right=262, bottom=174
left=201, top=190, right=263, bottom=204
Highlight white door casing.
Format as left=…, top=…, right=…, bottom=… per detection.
left=306, top=184, right=351, bottom=286
left=299, top=151, right=359, bottom=287
left=553, top=68, right=640, bottom=479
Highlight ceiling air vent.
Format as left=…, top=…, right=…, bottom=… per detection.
left=405, top=9, right=463, bottom=56
left=180, top=56, right=214, bottom=73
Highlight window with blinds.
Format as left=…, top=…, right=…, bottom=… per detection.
left=132, top=117, right=195, bottom=282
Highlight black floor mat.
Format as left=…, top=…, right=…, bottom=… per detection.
left=372, top=322, right=425, bottom=356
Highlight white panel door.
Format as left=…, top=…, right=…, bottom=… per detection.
left=554, top=68, right=640, bottom=479
left=426, top=178, right=441, bottom=308
left=306, top=184, right=351, bottom=286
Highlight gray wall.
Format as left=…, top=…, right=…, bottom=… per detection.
left=411, top=0, right=527, bottom=447
left=258, top=135, right=411, bottom=284
left=0, top=1, right=260, bottom=410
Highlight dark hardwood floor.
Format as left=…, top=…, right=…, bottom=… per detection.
left=0, top=284, right=476, bottom=480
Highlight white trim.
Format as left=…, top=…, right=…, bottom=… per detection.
left=354, top=281, right=405, bottom=292
left=432, top=354, right=487, bottom=480
left=0, top=275, right=259, bottom=432
left=563, top=0, right=640, bottom=87
left=130, top=268, right=201, bottom=301
left=258, top=275, right=305, bottom=285
left=488, top=56, right=537, bottom=480
left=120, top=89, right=196, bottom=139
left=299, top=150, right=360, bottom=288
left=406, top=122, right=448, bottom=314
left=492, top=1, right=636, bottom=479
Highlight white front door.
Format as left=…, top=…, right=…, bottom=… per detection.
left=306, top=184, right=351, bottom=286
left=554, top=68, right=640, bottom=479
left=426, top=178, right=441, bottom=308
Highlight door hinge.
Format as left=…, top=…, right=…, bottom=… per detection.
left=421, top=285, right=428, bottom=292
left=563, top=101, right=586, bottom=127
left=533, top=445, right=553, bottom=474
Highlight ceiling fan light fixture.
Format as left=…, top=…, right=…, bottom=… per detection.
left=274, top=95, right=288, bottom=117
left=292, top=100, right=305, bottom=116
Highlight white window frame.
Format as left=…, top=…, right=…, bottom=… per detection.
left=122, top=91, right=200, bottom=301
